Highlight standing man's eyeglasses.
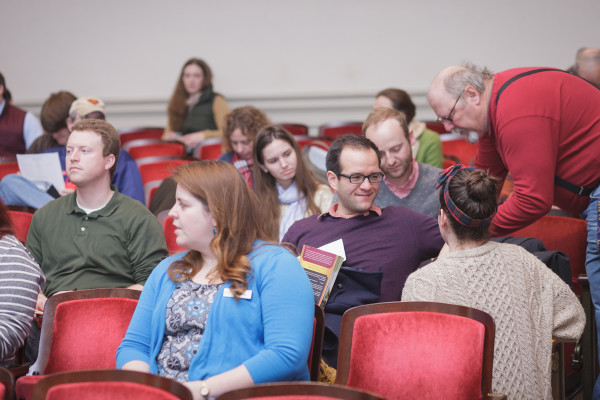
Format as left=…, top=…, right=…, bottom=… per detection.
left=436, top=92, right=463, bottom=123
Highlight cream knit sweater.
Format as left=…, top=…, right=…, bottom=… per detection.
left=402, top=241, right=585, bottom=400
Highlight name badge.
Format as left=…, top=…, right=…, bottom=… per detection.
left=223, top=288, right=252, bottom=300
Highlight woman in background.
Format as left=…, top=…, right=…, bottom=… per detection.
left=118, top=161, right=314, bottom=399
left=219, top=106, right=271, bottom=187
left=402, top=165, right=585, bottom=400
left=0, top=198, right=45, bottom=367
left=253, top=126, right=333, bottom=241
left=374, top=88, right=443, bottom=168
left=163, top=58, right=230, bottom=151
left=27, top=91, right=77, bottom=153
left=149, top=106, right=270, bottom=217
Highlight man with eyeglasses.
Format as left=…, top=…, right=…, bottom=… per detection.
left=282, top=134, right=443, bottom=367
left=429, top=62, right=600, bottom=393
left=363, top=107, right=441, bottom=218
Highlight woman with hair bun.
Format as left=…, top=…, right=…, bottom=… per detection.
left=402, top=164, right=585, bottom=400
left=118, top=161, right=314, bottom=399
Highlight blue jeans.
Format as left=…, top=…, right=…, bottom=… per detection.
left=0, top=174, right=54, bottom=209
left=582, top=184, right=600, bottom=398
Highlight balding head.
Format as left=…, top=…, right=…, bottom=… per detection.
left=428, top=63, right=494, bottom=135
left=574, top=48, right=600, bottom=87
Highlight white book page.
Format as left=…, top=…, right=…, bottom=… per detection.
left=16, top=153, right=65, bottom=192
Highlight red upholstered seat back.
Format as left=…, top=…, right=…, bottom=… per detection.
left=279, top=123, right=309, bottom=137
left=0, top=161, right=19, bottom=180
left=511, top=215, right=587, bottom=290
left=440, top=137, right=478, bottom=166
left=164, top=216, right=186, bottom=255
left=346, top=311, right=485, bottom=400
left=44, top=298, right=138, bottom=373
left=248, top=397, right=341, bottom=400
left=46, top=381, right=181, bottom=400
left=8, top=210, right=34, bottom=243
left=318, top=122, right=363, bottom=141
left=119, top=128, right=164, bottom=147
left=128, top=143, right=185, bottom=161
left=198, top=143, right=223, bottom=160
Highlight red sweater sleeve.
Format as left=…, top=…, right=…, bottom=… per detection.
left=484, top=116, right=559, bottom=235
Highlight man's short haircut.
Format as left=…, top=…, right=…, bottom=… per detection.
left=326, top=134, right=381, bottom=175
left=363, top=107, right=410, bottom=141
left=70, top=119, right=120, bottom=179
left=41, top=91, right=77, bottom=133
left=444, top=63, right=494, bottom=97
left=375, top=88, right=416, bottom=123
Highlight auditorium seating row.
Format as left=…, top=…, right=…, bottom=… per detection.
left=0, top=286, right=509, bottom=400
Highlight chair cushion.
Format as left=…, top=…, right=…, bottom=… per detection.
left=347, top=311, right=485, bottom=400
left=45, top=298, right=138, bottom=373
left=250, top=397, right=340, bottom=400
left=15, top=375, right=42, bottom=400
left=45, top=381, right=181, bottom=400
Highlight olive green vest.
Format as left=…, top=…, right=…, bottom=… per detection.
left=182, top=86, right=219, bottom=135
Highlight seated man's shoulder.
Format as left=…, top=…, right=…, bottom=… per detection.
left=287, top=213, right=321, bottom=230
left=33, top=193, right=73, bottom=217
left=113, top=191, right=158, bottom=218
left=417, top=162, right=442, bottom=181
left=381, top=204, right=429, bottom=218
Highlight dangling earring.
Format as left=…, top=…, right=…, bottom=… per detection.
left=213, top=227, right=217, bottom=236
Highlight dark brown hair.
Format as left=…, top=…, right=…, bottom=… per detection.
left=439, top=168, right=500, bottom=241
left=70, top=119, right=120, bottom=179
left=253, top=125, right=321, bottom=240
left=325, top=134, right=381, bottom=176
left=0, top=198, right=14, bottom=239
left=41, top=91, right=77, bottom=134
left=168, top=161, right=269, bottom=299
left=167, top=58, right=214, bottom=133
left=376, top=88, right=416, bottom=124
left=222, top=106, right=271, bottom=154
left=0, top=73, right=9, bottom=102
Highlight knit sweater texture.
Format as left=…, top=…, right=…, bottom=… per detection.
left=402, top=241, right=585, bottom=400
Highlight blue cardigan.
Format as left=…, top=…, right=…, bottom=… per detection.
left=116, top=242, right=314, bottom=383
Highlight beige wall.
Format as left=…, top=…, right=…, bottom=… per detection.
left=3, top=0, right=598, bottom=131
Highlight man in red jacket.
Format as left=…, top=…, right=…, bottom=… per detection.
left=428, top=62, right=600, bottom=394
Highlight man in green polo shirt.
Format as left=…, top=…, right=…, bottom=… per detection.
left=25, top=119, right=167, bottom=362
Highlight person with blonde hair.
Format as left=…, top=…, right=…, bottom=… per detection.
left=253, top=125, right=333, bottom=241
left=117, top=161, right=314, bottom=399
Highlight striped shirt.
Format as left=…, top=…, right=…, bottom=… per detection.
left=0, top=234, right=44, bottom=364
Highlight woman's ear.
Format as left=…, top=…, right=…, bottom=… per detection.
left=438, top=209, right=448, bottom=228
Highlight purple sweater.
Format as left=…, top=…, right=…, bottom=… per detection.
left=282, top=206, right=444, bottom=302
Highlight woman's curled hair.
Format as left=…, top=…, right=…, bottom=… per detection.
left=167, top=161, right=267, bottom=299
